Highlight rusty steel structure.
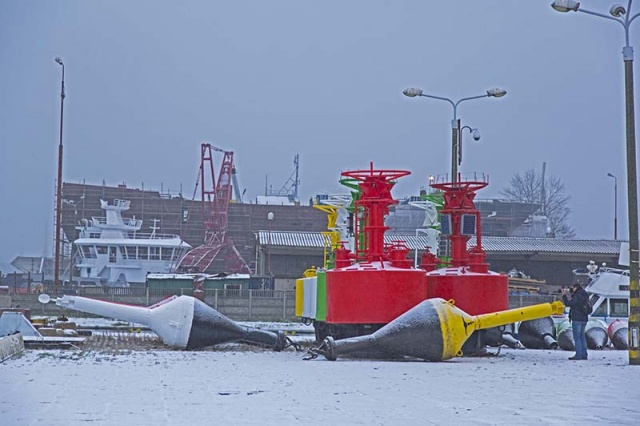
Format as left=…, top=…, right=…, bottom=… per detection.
left=176, top=144, right=251, bottom=276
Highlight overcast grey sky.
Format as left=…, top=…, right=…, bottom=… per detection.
left=0, top=1, right=636, bottom=263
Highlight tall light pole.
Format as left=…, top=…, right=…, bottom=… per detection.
left=54, top=57, right=65, bottom=296
left=551, top=0, right=640, bottom=365
left=608, top=172, right=619, bottom=240
left=267, top=212, right=274, bottom=276
left=403, top=87, right=507, bottom=182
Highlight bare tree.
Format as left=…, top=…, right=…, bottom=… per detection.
left=501, top=168, right=575, bottom=239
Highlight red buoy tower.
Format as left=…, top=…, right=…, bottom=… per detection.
left=422, top=174, right=508, bottom=315
left=325, top=163, right=428, bottom=337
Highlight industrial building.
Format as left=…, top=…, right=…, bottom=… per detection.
left=2, top=181, right=621, bottom=293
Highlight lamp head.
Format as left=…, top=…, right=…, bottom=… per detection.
left=55, top=57, right=64, bottom=66
left=38, top=293, right=52, bottom=304
left=472, top=129, right=481, bottom=141
left=609, top=4, right=626, bottom=17
left=403, top=88, right=423, bottom=98
left=486, top=88, right=507, bottom=98
left=267, top=212, right=274, bottom=221
left=551, top=0, right=580, bottom=12
left=607, top=172, right=615, bottom=178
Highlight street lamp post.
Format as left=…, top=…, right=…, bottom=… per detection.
left=403, top=87, right=506, bottom=182
left=608, top=172, right=619, bottom=240
left=551, top=0, right=640, bottom=364
left=267, top=212, right=274, bottom=276
left=54, top=57, right=65, bottom=296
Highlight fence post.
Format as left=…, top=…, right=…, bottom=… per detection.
left=248, top=289, right=252, bottom=321
left=214, top=289, right=218, bottom=311
left=146, top=287, right=150, bottom=306
left=283, top=291, right=286, bottom=320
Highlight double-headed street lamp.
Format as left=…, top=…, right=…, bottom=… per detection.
left=551, top=0, right=640, bottom=364
left=54, top=57, right=65, bottom=296
left=608, top=172, right=619, bottom=240
left=403, top=87, right=506, bottom=182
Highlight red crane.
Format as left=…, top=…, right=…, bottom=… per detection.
left=177, top=143, right=251, bottom=275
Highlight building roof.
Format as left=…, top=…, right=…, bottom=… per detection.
left=470, top=237, right=621, bottom=255
left=256, top=231, right=432, bottom=251
left=257, top=231, right=622, bottom=256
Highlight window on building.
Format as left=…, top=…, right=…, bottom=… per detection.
left=224, top=283, right=241, bottom=297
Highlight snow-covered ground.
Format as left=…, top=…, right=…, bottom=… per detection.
left=1, top=343, right=638, bottom=426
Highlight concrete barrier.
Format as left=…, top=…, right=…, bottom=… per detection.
left=0, top=333, right=24, bottom=362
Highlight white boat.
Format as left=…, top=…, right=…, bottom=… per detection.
left=74, top=199, right=191, bottom=287
left=567, top=242, right=628, bottom=325
left=583, top=266, right=630, bottom=322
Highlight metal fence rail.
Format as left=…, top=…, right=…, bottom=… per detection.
left=35, top=286, right=563, bottom=321
left=508, top=294, right=561, bottom=309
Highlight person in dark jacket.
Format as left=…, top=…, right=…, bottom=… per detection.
left=562, top=283, right=589, bottom=360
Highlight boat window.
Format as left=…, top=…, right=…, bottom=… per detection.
left=138, top=246, right=148, bottom=260
left=109, top=247, right=117, bottom=263
left=96, top=246, right=108, bottom=255
left=126, top=246, right=137, bottom=259
left=593, top=301, right=607, bottom=316
left=150, top=247, right=160, bottom=260
left=120, top=246, right=128, bottom=260
left=81, top=246, right=96, bottom=259
left=174, top=248, right=185, bottom=261
left=89, top=232, right=100, bottom=239
left=610, top=298, right=628, bottom=316
left=161, top=248, right=173, bottom=261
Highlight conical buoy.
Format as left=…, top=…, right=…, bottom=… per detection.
left=39, top=294, right=291, bottom=351
left=608, top=319, right=629, bottom=350
left=306, top=298, right=564, bottom=362
left=497, top=323, right=525, bottom=349
left=469, top=325, right=524, bottom=350
left=585, top=319, right=609, bottom=350
left=518, top=317, right=558, bottom=349
left=556, top=320, right=574, bottom=351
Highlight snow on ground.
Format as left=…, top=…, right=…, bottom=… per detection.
left=1, top=344, right=638, bottom=426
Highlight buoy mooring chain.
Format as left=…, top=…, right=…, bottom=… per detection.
left=284, top=336, right=302, bottom=352
left=303, top=339, right=332, bottom=360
